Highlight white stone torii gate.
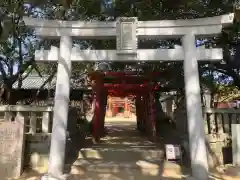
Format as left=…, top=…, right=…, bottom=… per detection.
left=23, top=14, right=234, bottom=180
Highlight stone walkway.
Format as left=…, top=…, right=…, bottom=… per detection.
left=18, top=117, right=240, bottom=180
left=68, top=117, right=186, bottom=180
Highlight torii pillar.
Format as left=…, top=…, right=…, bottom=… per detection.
left=106, top=96, right=113, bottom=117
left=92, top=75, right=104, bottom=143
left=47, top=36, right=72, bottom=179
left=149, top=91, right=157, bottom=139
left=135, top=95, right=141, bottom=130
left=99, top=89, right=108, bottom=136
left=124, top=97, right=130, bottom=118
left=182, top=34, right=208, bottom=179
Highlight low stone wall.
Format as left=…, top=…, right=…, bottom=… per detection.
left=24, top=134, right=51, bottom=172
left=0, top=115, right=25, bottom=179
left=0, top=105, right=88, bottom=174
left=173, top=108, right=237, bottom=168
left=206, top=135, right=231, bottom=168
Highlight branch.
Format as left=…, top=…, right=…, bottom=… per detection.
left=0, top=57, right=7, bottom=80
left=21, top=65, right=34, bottom=80
left=9, top=59, right=34, bottom=85
left=17, top=37, right=23, bottom=89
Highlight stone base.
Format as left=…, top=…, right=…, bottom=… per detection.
left=106, top=110, right=113, bottom=117
left=184, top=177, right=197, bottom=180
left=224, top=165, right=240, bottom=176
left=41, top=174, right=71, bottom=180
left=124, top=111, right=130, bottom=118
left=184, top=176, right=213, bottom=180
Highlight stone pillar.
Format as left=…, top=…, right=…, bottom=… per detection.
left=29, top=112, right=37, bottom=134
left=46, top=36, right=72, bottom=180
left=182, top=34, right=209, bottom=179
left=203, top=90, right=211, bottom=108
left=166, top=98, right=173, bottom=119
left=232, top=124, right=240, bottom=167
left=42, top=111, right=50, bottom=133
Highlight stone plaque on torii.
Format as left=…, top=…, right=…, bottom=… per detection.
left=23, top=13, right=234, bottom=180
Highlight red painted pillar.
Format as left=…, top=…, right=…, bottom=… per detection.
left=144, top=94, right=151, bottom=136
left=135, top=95, right=141, bottom=130
left=149, top=91, right=157, bottom=139
left=141, top=96, right=145, bottom=132
left=113, top=103, right=118, bottom=117
left=99, top=90, right=107, bottom=136
left=141, top=95, right=148, bottom=133
left=92, top=93, right=99, bottom=143
left=92, top=76, right=103, bottom=143
left=124, top=98, right=130, bottom=118
left=106, top=96, right=113, bottom=117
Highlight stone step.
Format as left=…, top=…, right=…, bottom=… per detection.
left=68, top=161, right=183, bottom=180
left=72, top=159, right=163, bottom=169
left=78, top=146, right=165, bottom=162
left=80, top=145, right=164, bottom=152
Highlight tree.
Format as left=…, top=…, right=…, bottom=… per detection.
left=0, top=0, right=239, bottom=104
left=0, top=0, right=41, bottom=104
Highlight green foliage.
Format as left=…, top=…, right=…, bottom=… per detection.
left=1, top=0, right=240, bottom=103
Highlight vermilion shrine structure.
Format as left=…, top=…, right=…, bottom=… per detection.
left=23, top=14, right=234, bottom=180
left=106, top=96, right=132, bottom=118
left=88, top=71, right=162, bottom=141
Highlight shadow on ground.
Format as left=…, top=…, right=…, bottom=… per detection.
left=66, top=118, right=188, bottom=179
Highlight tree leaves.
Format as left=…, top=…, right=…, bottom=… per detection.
left=0, top=0, right=240, bottom=104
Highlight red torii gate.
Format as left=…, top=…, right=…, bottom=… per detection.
left=88, top=71, right=161, bottom=143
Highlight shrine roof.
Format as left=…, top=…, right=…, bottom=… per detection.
left=11, top=71, right=90, bottom=90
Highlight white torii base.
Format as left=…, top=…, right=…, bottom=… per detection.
left=41, top=174, right=71, bottom=180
